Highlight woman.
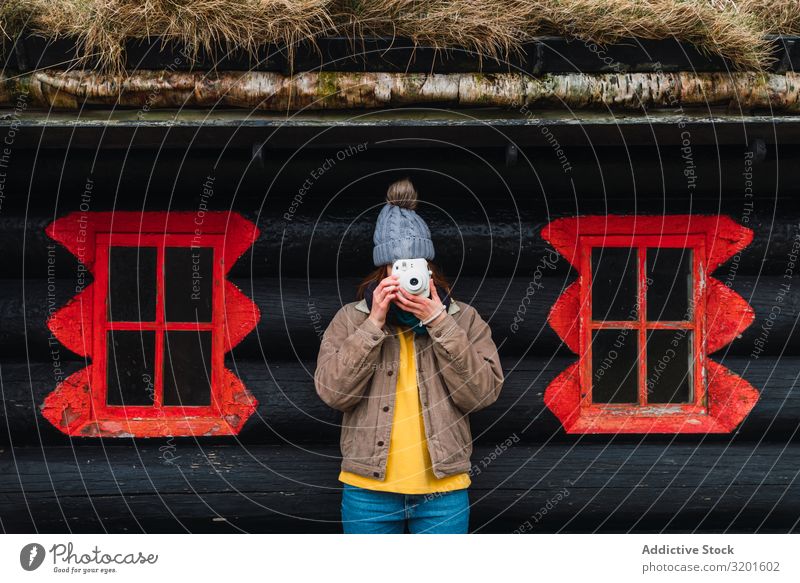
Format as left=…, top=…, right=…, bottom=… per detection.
left=313, top=178, right=504, bottom=534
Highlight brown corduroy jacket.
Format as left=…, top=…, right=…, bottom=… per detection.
left=313, top=298, right=504, bottom=480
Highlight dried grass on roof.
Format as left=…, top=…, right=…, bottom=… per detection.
left=1, top=0, right=335, bottom=71
left=737, top=0, right=800, bottom=34
left=0, top=1, right=798, bottom=72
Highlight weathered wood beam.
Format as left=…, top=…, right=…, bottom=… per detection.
left=1, top=108, right=800, bottom=149
left=2, top=355, right=798, bottom=444
left=3, top=276, right=797, bottom=362
left=4, top=211, right=797, bottom=280
left=1, top=443, right=798, bottom=532
left=4, top=70, right=800, bottom=111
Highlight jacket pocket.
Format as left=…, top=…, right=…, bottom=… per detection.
left=452, top=414, right=473, bottom=461
left=340, top=397, right=367, bottom=458
left=432, top=402, right=473, bottom=467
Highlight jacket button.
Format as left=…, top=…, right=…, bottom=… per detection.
left=434, top=331, right=441, bottom=338
left=387, top=370, right=393, bottom=376
left=382, top=406, right=389, bottom=412
left=372, top=335, right=380, bottom=341
left=373, top=472, right=380, bottom=477
left=377, top=440, right=384, bottom=446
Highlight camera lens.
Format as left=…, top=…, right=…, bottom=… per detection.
left=409, top=278, right=419, bottom=286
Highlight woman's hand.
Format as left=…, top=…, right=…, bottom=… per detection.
left=394, top=280, right=447, bottom=326
left=368, top=274, right=400, bottom=329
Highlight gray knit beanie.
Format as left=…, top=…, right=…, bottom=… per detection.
left=372, top=178, right=435, bottom=266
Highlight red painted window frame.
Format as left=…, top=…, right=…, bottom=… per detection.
left=93, top=233, right=226, bottom=419
left=541, top=215, right=759, bottom=434
left=42, top=212, right=260, bottom=437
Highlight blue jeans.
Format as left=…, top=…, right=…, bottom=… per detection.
left=341, top=483, right=470, bottom=534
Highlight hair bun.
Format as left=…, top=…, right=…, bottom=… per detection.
left=386, top=178, right=418, bottom=210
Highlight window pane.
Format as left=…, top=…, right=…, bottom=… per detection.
left=108, top=246, right=157, bottom=322
left=591, top=247, right=638, bottom=320
left=163, top=331, right=212, bottom=406
left=106, top=330, right=155, bottom=406
left=647, top=248, right=693, bottom=321
left=591, top=329, right=638, bottom=404
left=164, top=247, right=214, bottom=322
left=646, top=329, right=693, bottom=403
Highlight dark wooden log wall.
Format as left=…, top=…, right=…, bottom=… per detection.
left=1, top=139, right=800, bottom=533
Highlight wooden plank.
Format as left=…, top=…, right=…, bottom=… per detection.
left=3, top=276, right=797, bottom=362
left=2, top=355, right=798, bottom=444
left=1, top=443, right=798, bottom=532
left=3, top=203, right=795, bottom=279
left=0, top=143, right=793, bottom=216
left=5, top=108, right=800, bottom=148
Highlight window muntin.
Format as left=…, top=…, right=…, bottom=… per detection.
left=580, top=235, right=705, bottom=414
left=94, top=233, right=222, bottom=416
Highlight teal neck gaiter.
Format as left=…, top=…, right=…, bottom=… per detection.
left=388, top=302, right=428, bottom=335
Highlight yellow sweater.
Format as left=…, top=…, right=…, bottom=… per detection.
left=339, top=327, right=471, bottom=494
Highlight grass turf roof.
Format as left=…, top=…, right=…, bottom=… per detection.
left=1, top=1, right=799, bottom=72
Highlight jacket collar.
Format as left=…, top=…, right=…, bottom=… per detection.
left=354, top=298, right=460, bottom=315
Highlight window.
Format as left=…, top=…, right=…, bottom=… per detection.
left=541, top=215, right=759, bottom=433
left=42, top=212, right=261, bottom=437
